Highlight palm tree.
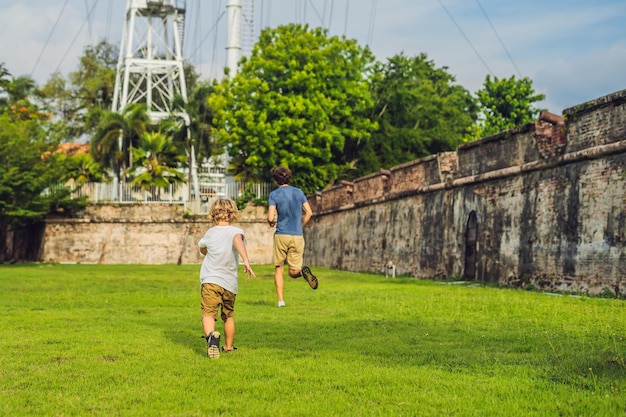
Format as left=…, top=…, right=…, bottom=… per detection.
left=91, top=103, right=149, bottom=181
left=128, top=131, right=186, bottom=200
left=1, top=74, right=36, bottom=105
left=62, top=153, right=108, bottom=183
left=166, top=82, right=225, bottom=198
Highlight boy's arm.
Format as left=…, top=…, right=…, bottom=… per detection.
left=233, top=234, right=256, bottom=279
left=302, top=202, right=312, bottom=227
left=267, top=205, right=277, bottom=227
left=198, top=238, right=207, bottom=255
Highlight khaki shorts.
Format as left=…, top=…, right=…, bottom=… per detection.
left=200, top=283, right=236, bottom=322
left=273, top=234, right=305, bottom=269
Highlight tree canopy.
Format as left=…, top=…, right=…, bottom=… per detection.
left=471, top=75, right=546, bottom=139
left=0, top=64, right=86, bottom=255
left=209, top=23, right=377, bottom=195
left=91, top=103, right=150, bottom=181
left=357, top=53, right=478, bottom=176
left=40, top=40, right=118, bottom=140
left=128, top=131, right=186, bottom=199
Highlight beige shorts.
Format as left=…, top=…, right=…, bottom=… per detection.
left=200, top=283, right=236, bottom=322
left=273, top=234, right=305, bottom=269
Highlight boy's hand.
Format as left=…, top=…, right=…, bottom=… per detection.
left=243, top=263, right=257, bottom=280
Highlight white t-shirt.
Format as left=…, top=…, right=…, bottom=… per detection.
left=198, top=225, right=246, bottom=294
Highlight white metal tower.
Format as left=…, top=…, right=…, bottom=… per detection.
left=112, top=0, right=188, bottom=122
left=112, top=0, right=204, bottom=200
left=225, top=0, right=255, bottom=75
left=225, top=0, right=242, bottom=75
left=240, top=0, right=256, bottom=60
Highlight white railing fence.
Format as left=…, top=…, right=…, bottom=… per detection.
left=49, top=181, right=274, bottom=215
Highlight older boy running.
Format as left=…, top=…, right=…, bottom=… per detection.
left=267, top=167, right=318, bottom=308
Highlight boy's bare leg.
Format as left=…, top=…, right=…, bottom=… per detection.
left=202, top=316, right=216, bottom=337
left=223, top=317, right=235, bottom=350
left=288, top=267, right=302, bottom=278
left=274, top=264, right=285, bottom=302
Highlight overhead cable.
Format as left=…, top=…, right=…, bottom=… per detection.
left=30, top=0, right=71, bottom=78
left=54, top=0, right=100, bottom=75
left=343, top=0, right=349, bottom=36
left=367, top=0, right=377, bottom=46
left=475, top=0, right=523, bottom=78
left=437, top=0, right=494, bottom=76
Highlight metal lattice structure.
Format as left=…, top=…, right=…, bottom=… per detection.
left=112, top=0, right=188, bottom=122
left=111, top=0, right=257, bottom=199
left=241, top=0, right=255, bottom=58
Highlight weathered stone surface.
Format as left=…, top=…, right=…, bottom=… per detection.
left=305, top=89, right=626, bottom=296
left=35, top=89, right=626, bottom=296
left=42, top=204, right=273, bottom=265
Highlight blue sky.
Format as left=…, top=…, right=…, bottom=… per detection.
left=1, top=0, right=625, bottom=114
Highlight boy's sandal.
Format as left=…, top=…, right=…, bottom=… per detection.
left=221, top=346, right=238, bottom=352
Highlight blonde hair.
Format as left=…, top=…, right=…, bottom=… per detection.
left=209, top=198, right=240, bottom=224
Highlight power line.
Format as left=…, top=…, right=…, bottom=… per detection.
left=198, top=7, right=226, bottom=80
left=30, top=0, right=71, bottom=78
left=105, top=0, right=113, bottom=40
left=437, top=0, right=494, bottom=76
left=343, top=0, right=349, bottom=36
left=54, top=0, right=100, bottom=75
left=475, top=0, right=523, bottom=78
left=84, top=0, right=93, bottom=45
left=307, top=0, right=324, bottom=26
left=367, top=0, right=377, bottom=46
left=190, top=0, right=203, bottom=62
left=189, top=11, right=225, bottom=59
left=328, top=0, right=334, bottom=31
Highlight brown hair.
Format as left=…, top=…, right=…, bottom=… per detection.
left=209, top=198, right=240, bottom=224
left=271, top=167, right=292, bottom=185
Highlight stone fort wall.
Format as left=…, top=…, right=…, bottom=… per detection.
left=42, top=204, right=274, bottom=265
left=305, top=89, right=626, bottom=296
left=40, top=89, right=626, bottom=296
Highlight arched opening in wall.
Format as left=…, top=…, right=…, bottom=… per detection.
left=464, top=211, right=478, bottom=280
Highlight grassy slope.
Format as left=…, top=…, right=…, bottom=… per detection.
left=0, top=264, right=624, bottom=416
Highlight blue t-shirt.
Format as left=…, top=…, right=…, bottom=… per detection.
left=268, top=185, right=307, bottom=236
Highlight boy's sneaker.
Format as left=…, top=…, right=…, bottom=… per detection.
left=277, top=300, right=286, bottom=308
left=301, top=266, right=318, bottom=290
left=205, top=331, right=221, bottom=358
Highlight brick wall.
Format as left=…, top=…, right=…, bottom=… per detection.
left=305, top=88, right=626, bottom=296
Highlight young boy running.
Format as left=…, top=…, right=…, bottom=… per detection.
left=198, top=198, right=256, bottom=358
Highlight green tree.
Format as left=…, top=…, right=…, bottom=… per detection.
left=128, top=131, right=186, bottom=200
left=209, top=23, right=377, bottom=195
left=0, top=73, right=37, bottom=105
left=91, top=103, right=149, bottom=181
left=471, top=75, right=545, bottom=139
left=171, top=82, right=223, bottom=163
left=358, top=53, right=477, bottom=176
left=165, top=82, right=225, bottom=197
left=59, top=153, right=108, bottom=183
left=40, top=40, right=118, bottom=139
left=0, top=112, right=86, bottom=260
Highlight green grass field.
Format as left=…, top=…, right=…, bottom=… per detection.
left=1, top=264, right=624, bottom=416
